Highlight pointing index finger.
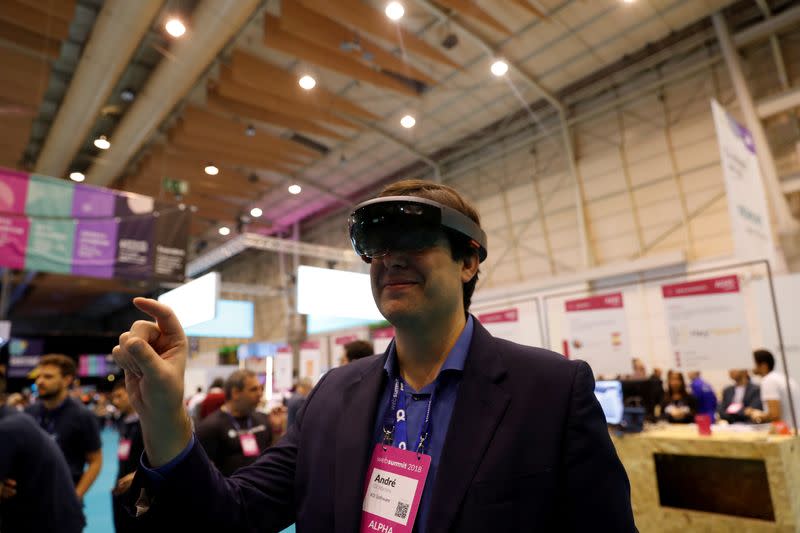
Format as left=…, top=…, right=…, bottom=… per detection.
left=132, top=297, right=184, bottom=337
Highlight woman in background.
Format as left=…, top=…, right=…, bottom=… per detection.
left=661, top=370, right=697, bottom=423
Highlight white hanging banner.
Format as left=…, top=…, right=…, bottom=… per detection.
left=476, top=302, right=541, bottom=348
left=371, top=326, right=395, bottom=355
left=662, top=275, right=752, bottom=371
left=299, top=340, right=322, bottom=384
left=711, top=99, right=777, bottom=268
left=564, top=293, right=631, bottom=377
left=273, top=346, right=293, bottom=393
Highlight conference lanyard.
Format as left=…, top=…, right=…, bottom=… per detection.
left=383, top=378, right=435, bottom=456
left=223, top=411, right=253, bottom=433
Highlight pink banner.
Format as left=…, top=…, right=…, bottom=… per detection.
left=300, top=340, right=319, bottom=350
left=335, top=334, right=359, bottom=345
left=662, top=275, right=740, bottom=298
left=478, top=308, right=518, bottom=324
left=0, top=216, right=30, bottom=269
left=565, top=293, right=623, bottom=312
left=372, top=327, right=395, bottom=339
left=0, top=169, right=29, bottom=215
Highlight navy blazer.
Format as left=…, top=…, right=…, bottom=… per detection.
left=718, top=383, right=762, bottom=423
left=126, top=319, right=635, bottom=532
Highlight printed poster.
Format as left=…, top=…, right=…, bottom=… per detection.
left=564, top=293, right=631, bottom=377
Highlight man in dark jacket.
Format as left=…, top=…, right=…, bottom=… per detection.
left=719, top=369, right=761, bottom=423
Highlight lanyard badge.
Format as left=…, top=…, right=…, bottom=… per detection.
left=361, top=379, right=433, bottom=533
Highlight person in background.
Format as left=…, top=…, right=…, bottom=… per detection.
left=747, top=349, right=800, bottom=427
left=110, top=377, right=144, bottom=533
left=196, top=370, right=272, bottom=476
left=661, top=370, right=697, bottom=424
left=24, top=354, right=102, bottom=500
left=198, top=378, right=226, bottom=421
left=719, top=369, right=761, bottom=423
left=631, top=358, right=647, bottom=379
left=338, top=339, right=375, bottom=366
left=285, top=377, right=313, bottom=427
left=688, top=370, right=717, bottom=420
left=0, top=382, right=85, bottom=533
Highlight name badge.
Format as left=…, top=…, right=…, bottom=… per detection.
left=360, top=444, right=431, bottom=533
left=726, top=402, right=743, bottom=414
left=117, top=439, right=132, bottom=461
left=239, top=433, right=260, bottom=457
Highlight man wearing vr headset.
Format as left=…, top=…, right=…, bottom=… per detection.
left=114, top=180, right=635, bottom=532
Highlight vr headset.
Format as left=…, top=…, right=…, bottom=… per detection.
left=348, top=196, right=488, bottom=263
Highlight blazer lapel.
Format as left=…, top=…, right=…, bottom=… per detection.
left=427, top=320, right=510, bottom=531
left=334, top=354, right=388, bottom=533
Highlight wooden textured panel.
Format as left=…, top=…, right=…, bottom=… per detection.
left=0, top=21, right=62, bottom=59
left=434, top=0, right=510, bottom=34
left=279, top=2, right=437, bottom=86
left=264, top=15, right=420, bottom=97
left=0, top=1, right=71, bottom=40
left=297, top=0, right=460, bottom=69
left=213, top=78, right=359, bottom=130
left=206, top=93, right=347, bottom=141
left=229, top=50, right=379, bottom=121
left=182, top=105, right=319, bottom=159
left=166, top=141, right=299, bottom=175
left=14, top=0, right=77, bottom=21
left=506, top=0, right=547, bottom=19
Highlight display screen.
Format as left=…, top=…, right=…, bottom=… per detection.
left=158, top=271, right=219, bottom=328
left=184, top=299, right=254, bottom=339
left=594, top=380, right=624, bottom=425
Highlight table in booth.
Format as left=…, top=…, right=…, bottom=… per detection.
left=612, top=425, right=800, bottom=532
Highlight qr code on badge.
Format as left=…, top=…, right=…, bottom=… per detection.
left=395, top=501, right=410, bottom=520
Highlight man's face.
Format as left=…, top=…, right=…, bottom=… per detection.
left=370, top=233, right=477, bottom=327
left=35, top=365, right=71, bottom=400
left=111, top=386, right=132, bottom=414
left=232, top=376, right=262, bottom=414
left=753, top=363, right=768, bottom=377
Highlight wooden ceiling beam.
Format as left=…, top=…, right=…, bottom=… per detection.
left=297, top=0, right=460, bottom=69
left=172, top=125, right=310, bottom=167
left=434, top=0, right=511, bottom=35
left=149, top=144, right=295, bottom=177
left=0, top=47, right=50, bottom=79
left=277, top=4, right=438, bottom=86
left=507, top=0, right=547, bottom=19
left=206, top=93, right=347, bottom=141
left=165, top=143, right=298, bottom=176
left=133, top=161, right=270, bottom=199
left=0, top=2, right=71, bottom=40
left=0, top=78, right=46, bottom=108
left=14, top=0, right=77, bottom=21
left=181, top=104, right=320, bottom=159
left=229, top=50, right=380, bottom=121
left=213, top=79, right=359, bottom=130
left=0, top=21, right=62, bottom=59
left=264, top=15, right=420, bottom=97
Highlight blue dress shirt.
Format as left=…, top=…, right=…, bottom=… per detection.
left=371, top=316, right=474, bottom=533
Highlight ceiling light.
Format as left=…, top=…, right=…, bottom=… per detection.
left=69, top=171, right=85, bottom=182
left=385, top=1, right=404, bottom=21
left=204, top=164, right=219, bottom=176
left=245, top=124, right=256, bottom=137
left=298, top=75, right=316, bottom=90
left=250, top=207, right=263, bottom=218
left=491, top=59, right=509, bottom=77
left=120, top=88, right=135, bottom=102
left=288, top=184, right=302, bottom=195
left=165, top=18, right=186, bottom=38
left=400, top=115, right=416, bottom=129
left=218, top=226, right=231, bottom=236
left=93, top=135, right=110, bottom=150
left=623, top=0, right=636, bottom=3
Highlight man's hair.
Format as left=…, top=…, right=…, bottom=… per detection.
left=224, top=369, right=257, bottom=400
left=344, top=340, right=374, bottom=362
left=378, top=179, right=482, bottom=313
left=210, top=377, right=225, bottom=389
left=38, top=354, right=76, bottom=378
left=754, top=349, right=775, bottom=372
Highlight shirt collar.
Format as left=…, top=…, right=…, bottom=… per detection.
left=383, top=315, right=474, bottom=382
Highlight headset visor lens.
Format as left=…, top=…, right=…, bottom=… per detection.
left=349, top=202, right=444, bottom=261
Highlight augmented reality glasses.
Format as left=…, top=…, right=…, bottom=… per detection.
left=348, top=196, right=488, bottom=263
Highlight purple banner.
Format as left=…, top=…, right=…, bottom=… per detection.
left=72, top=184, right=115, bottom=218
left=72, top=219, right=119, bottom=278
left=0, top=169, right=29, bottom=215
left=0, top=216, right=30, bottom=269
left=114, top=216, right=155, bottom=279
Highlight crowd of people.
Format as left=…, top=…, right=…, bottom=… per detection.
left=0, top=338, right=376, bottom=532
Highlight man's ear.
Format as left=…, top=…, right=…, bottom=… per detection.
left=460, top=252, right=480, bottom=283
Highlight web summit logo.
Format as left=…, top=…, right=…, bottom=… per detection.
left=714, top=278, right=737, bottom=291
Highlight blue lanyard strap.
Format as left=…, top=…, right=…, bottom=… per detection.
left=224, top=411, right=253, bottom=432
left=383, top=378, right=435, bottom=455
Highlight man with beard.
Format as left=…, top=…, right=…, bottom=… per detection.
left=25, top=354, right=102, bottom=500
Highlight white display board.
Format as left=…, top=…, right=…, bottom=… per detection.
left=299, top=340, right=323, bottom=383
left=711, top=99, right=777, bottom=268
left=754, top=274, right=800, bottom=388
left=564, top=292, right=631, bottom=377
left=475, top=301, right=541, bottom=348
left=371, top=326, right=395, bottom=355
left=273, top=346, right=293, bottom=393
left=662, top=275, right=752, bottom=371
